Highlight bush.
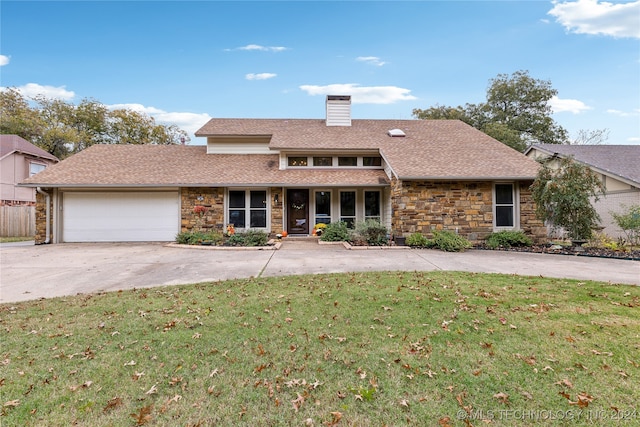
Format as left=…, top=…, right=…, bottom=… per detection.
left=320, top=221, right=351, bottom=242
left=406, top=232, right=431, bottom=248
left=227, top=230, right=269, bottom=247
left=176, top=231, right=223, bottom=245
left=485, top=231, right=533, bottom=249
left=353, top=220, right=389, bottom=246
left=611, top=204, right=640, bottom=246
left=432, top=230, right=472, bottom=252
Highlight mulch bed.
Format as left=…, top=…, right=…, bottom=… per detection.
left=475, top=244, right=640, bottom=261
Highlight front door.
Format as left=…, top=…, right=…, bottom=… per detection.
left=287, top=189, right=309, bottom=235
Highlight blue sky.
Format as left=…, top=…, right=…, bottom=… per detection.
left=1, top=0, right=638, bottom=145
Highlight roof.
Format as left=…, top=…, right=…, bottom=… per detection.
left=197, top=119, right=541, bottom=180
left=526, top=144, right=640, bottom=186
left=22, top=119, right=542, bottom=188
left=0, top=135, right=59, bottom=162
left=21, top=145, right=389, bottom=188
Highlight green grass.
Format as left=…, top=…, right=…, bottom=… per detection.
left=1, top=272, right=639, bottom=426
left=0, top=236, right=33, bottom=243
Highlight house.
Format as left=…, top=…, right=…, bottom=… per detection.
left=21, top=96, right=546, bottom=244
left=525, top=144, right=640, bottom=240
left=1, top=135, right=59, bottom=206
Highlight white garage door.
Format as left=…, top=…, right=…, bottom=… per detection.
left=63, top=192, right=180, bottom=242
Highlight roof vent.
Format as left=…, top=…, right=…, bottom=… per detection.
left=387, top=128, right=406, bottom=137
left=326, top=95, right=351, bottom=127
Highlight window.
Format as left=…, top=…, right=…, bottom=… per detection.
left=228, top=190, right=267, bottom=229
left=315, top=191, right=331, bottom=225
left=340, top=191, right=356, bottom=228
left=363, top=157, right=382, bottom=167
left=29, top=162, right=46, bottom=177
left=288, top=157, right=308, bottom=167
left=313, top=157, right=333, bottom=167
left=494, top=183, right=515, bottom=228
left=338, top=157, right=357, bottom=167
left=364, top=191, right=381, bottom=222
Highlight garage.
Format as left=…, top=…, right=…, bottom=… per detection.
left=62, top=192, right=180, bottom=242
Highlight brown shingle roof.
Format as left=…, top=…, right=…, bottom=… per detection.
left=21, top=145, right=388, bottom=187
left=0, top=135, right=59, bottom=162
left=197, top=119, right=540, bottom=179
left=528, top=144, right=640, bottom=186
left=22, top=119, right=542, bottom=187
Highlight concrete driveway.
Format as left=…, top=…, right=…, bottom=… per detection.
left=1, top=240, right=638, bottom=303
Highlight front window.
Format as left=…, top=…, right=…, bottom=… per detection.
left=313, top=157, right=332, bottom=167
left=288, top=157, right=308, bottom=167
left=363, top=157, right=382, bottom=167
left=494, top=183, right=515, bottom=228
left=340, top=191, right=356, bottom=228
left=315, top=191, right=331, bottom=225
left=338, top=157, right=357, bottom=167
left=228, top=190, right=267, bottom=229
left=364, top=191, right=381, bottom=222
left=29, top=162, right=46, bottom=177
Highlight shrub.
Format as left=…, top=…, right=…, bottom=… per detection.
left=530, top=157, right=605, bottom=240
left=611, top=204, right=640, bottom=246
left=320, top=221, right=351, bottom=242
left=353, top=219, right=389, bottom=246
left=227, top=230, right=269, bottom=247
left=406, top=232, right=431, bottom=248
left=432, top=230, right=472, bottom=252
left=485, top=231, right=533, bottom=249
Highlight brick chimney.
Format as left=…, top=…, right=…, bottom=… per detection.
left=325, top=95, right=351, bottom=126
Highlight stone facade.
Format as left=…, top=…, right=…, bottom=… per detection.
left=391, top=179, right=546, bottom=243
left=518, top=182, right=547, bottom=243
left=180, top=187, right=225, bottom=232
left=270, top=187, right=284, bottom=234
left=34, top=190, right=53, bottom=244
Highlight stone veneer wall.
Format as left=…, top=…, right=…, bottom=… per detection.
left=34, top=190, right=53, bottom=244
left=391, top=179, right=546, bottom=243
left=270, top=187, right=284, bottom=234
left=180, top=187, right=224, bottom=232
left=518, top=182, right=547, bottom=243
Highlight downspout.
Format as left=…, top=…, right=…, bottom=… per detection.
left=36, top=187, right=51, bottom=244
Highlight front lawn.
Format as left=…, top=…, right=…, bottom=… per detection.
left=1, top=272, right=638, bottom=426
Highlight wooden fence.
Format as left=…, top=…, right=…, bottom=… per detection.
left=0, top=205, right=35, bottom=237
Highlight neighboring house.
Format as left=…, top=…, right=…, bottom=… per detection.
left=1, top=135, right=59, bottom=206
left=525, top=144, right=640, bottom=240
left=22, top=96, right=545, bottom=244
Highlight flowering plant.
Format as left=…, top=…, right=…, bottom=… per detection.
left=226, top=224, right=236, bottom=235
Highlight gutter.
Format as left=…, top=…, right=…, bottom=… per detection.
left=36, top=187, right=50, bottom=244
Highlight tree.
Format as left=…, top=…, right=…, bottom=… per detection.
left=530, top=157, right=605, bottom=241
left=0, top=88, right=189, bottom=158
left=413, top=70, right=569, bottom=151
left=0, top=87, right=44, bottom=142
left=571, top=128, right=609, bottom=145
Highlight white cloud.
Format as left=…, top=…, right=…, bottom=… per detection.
left=356, top=56, right=387, bottom=66
left=9, top=83, right=75, bottom=100
left=245, top=73, right=277, bottom=80
left=299, top=84, right=417, bottom=104
left=0, top=55, right=10, bottom=66
left=607, top=108, right=640, bottom=117
left=548, top=0, right=640, bottom=39
left=227, top=44, right=288, bottom=52
left=108, top=103, right=211, bottom=140
left=548, top=95, right=591, bottom=113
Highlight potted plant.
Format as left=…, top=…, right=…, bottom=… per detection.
left=314, top=223, right=327, bottom=236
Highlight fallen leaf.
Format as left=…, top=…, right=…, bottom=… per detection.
left=145, top=384, right=158, bottom=395
left=103, top=397, right=122, bottom=413
left=130, top=405, right=153, bottom=426
left=3, top=399, right=20, bottom=407
left=493, top=392, right=509, bottom=404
